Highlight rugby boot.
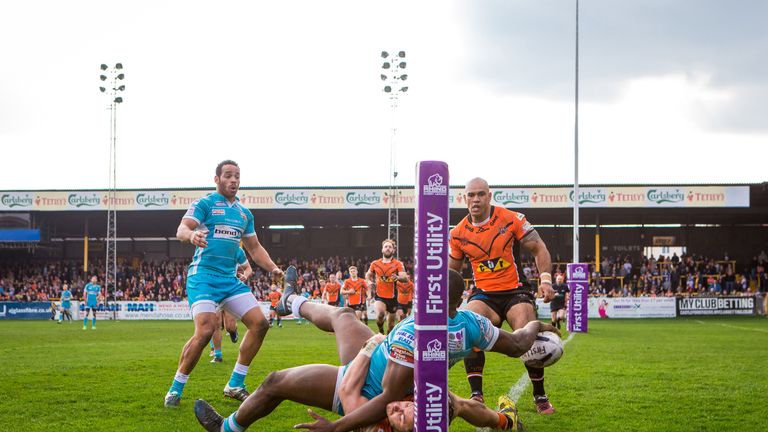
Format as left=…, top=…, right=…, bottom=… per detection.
left=164, top=391, right=181, bottom=408
left=276, top=265, right=298, bottom=316
left=223, top=384, right=250, bottom=402
left=534, top=395, right=555, bottom=415
left=498, top=395, right=525, bottom=431
left=194, top=400, right=224, bottom=432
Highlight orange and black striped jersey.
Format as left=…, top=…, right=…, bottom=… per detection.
left=323, top=282, right=341, bottom=303
left=367, top=258, right=405, bottom=299
left=268, top=290, right=281, bottom=307
left=343, top=278, right=367, bottom=305
left=396, top=280, right=414, bottom=304
left=449, top=206, right=534, bottom=292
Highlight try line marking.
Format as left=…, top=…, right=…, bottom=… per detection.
left=695, top=320, right=768, bottom=333
left=476, top=332, right=575, bottom=432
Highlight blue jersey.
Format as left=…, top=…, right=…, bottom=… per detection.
left=357, top=309, right=500, bottom=400
left=84, top=283, right=100, bottom=306
left=236, top=248, right=248, bottom=268
left=183, top=193, right=256, bottom=277
left=61, top=290, right=72, bottom=306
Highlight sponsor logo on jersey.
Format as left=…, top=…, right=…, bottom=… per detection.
left=447, top=329, right=465, bottom=351
left=212, top=209, right=225, bottom=215
left=213, top=225, right=241, bottom=239
left=390, top=345, right=415, bottom=364
left=476, top=257, right=511, bottom=273
left=214, top=201, right=227, bottom=206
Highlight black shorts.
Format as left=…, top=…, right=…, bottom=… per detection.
left=467, top=287, right=536, bottom=324
left=374, top=296, right=398, bottom=314
left=550, top=301, right=566, bottom=312
left=397, top=301, right=413, bottom=312
left=328, top=300, right=340, bottom=307
left=348, top=303, right=367, bottom=312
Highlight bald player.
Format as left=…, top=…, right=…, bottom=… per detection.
left=449, top=177, right=557, bottom=414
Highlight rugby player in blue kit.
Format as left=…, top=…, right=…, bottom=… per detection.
left=194, top=269, right=558, bottom=431
left=164, top=160, right=284, bottom=407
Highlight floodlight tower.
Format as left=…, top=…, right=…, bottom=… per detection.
left=99, top=63, right=125, bottom=312
left=380, top=51, right=408, bottom=256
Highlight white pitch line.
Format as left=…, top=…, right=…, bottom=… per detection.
left=475, top=332, right=575, bottom=432
left=695, top=320, right=768, bottom=333
left=506, top=332, right=575, bottom=402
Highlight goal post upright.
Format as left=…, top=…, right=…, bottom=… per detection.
left=413, top=161, right=450, bottom=432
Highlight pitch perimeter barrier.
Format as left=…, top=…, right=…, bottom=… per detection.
left=0, top=302, right=53, bottom=320
left=676, top=296, right=756, bottom=316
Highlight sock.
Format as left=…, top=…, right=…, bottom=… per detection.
left=214, top=349, right=222, bottom=359
left=83, top=317, right=88, bottom=327
left=210, top=339, right=215, bottom=349
left=277, top=317, right=281, bottom=326
left=169, top=370, right=189, bottom=395
left=228, top=363, right=249, bottom=388
left=269, top=317, right=273, bottom=325
left=527, top=365, right=546, bottom=397
left=222, top=412, right=244, bottom=432
left=497, top=413, right=510, bottom=430
left=291, top=296, right=307, bottom=317
left=464, top=350, right=485, bottom=396
left=92, top=317, right=96, bottom=327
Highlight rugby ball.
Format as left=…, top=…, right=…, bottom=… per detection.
left=520, top=331, right=563, bottom=368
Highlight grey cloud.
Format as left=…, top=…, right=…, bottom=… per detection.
left=459, top=0, right=768, bottom=131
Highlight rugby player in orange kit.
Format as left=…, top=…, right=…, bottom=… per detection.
left=449, top=177, right=557, bottom=414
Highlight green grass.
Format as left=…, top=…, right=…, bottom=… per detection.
left=1, top=317, right=766, bottom=431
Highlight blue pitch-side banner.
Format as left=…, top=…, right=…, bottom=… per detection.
left=0, top=302, right=53, bottom=320
left=413, top=161, right=450, bottom=432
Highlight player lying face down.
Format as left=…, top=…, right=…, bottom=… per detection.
left=194, top=269, right=558, bottom=432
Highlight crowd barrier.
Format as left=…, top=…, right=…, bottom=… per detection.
left=1, top=297, right=760, bottom=320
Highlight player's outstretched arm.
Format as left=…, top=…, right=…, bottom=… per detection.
left=490, top=320, right=560, bottom=358
left=295, top=362, right=413, bottom=432
left=242, top=235, right=282, bottom=280
left=338, top=334, right=385, bottom=413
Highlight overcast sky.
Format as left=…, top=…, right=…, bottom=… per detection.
left=1, top=0, right=766, bottom=190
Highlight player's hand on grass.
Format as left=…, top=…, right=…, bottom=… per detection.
left=294, top=409, right=335, bottom=432
left=540, top=323, right=561, bottom=337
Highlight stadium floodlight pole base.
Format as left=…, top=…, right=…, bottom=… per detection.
left=413, top=161, right=449, bottom=432
left=567, top=263, right=589, bottom=333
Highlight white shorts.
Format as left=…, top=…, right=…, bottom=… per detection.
left=190, top=292, right=259, bottom=320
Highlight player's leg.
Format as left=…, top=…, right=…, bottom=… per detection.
left=195, top=364, right=338, bottom=432
left=550, top=310, right=557, bottom=328
left=506, top=300, right=554, bottom=414
left=82, top=308, right=89, bottom=329
left=223, top=310, right=239, bottom=341
left=211, top=324, right=223, bottom=363
left=165, top=309, right=218, bottom=406
left=558, top=308, right=567, bottom=329
left=449, top=393, right=524, bottom=430
left=463, top=298, right=503, bottom=403
left=374, top=300, right=387, bottom=334
left=396, top=305, right=405, bottom=323
left=222, top=293, right=268, bottom=401
left=385, top=301, right=397, bottom=334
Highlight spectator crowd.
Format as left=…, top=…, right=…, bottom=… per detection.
left=0, top=251, right=765, bottom=302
